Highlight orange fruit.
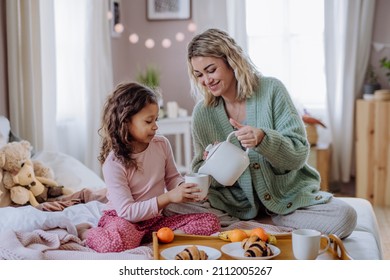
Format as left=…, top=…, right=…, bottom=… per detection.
left=250, top=227, right=268, bottom=242
left=229, top=229, right=248, bottom=242
left=157, top=227, right=174, bottom=243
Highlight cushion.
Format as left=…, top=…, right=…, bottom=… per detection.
left=32, top=151, right=106, bottom=192
left=0, top=115, right=10, bottom=148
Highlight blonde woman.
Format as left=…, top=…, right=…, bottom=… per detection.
left=168, top=28, right=356, bottom=239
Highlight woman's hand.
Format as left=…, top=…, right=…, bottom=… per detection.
left=202, top=141, right=220, bottom=160
left=167, top=182, right=202, bottom=203
left=229, top=118, right=264, bottom=148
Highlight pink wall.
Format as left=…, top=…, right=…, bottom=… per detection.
left=111, top=0, right=196, bottom=114
left=1, top=0, right=390, bottom=117
left=371, top=0, right=390, bottom=88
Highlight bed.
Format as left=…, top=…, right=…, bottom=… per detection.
left=0, top=117, right=384, bottom=260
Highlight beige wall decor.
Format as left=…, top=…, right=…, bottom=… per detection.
left=147, top=0, right=191, bottom=21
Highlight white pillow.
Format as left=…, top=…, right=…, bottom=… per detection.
left=0, top=116, right=10, bottom=148
left=32, top=151, right=106, bottom=192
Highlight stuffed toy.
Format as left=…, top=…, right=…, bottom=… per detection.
left=30, top=159, right=70, bottom=202
left=0, top=140, right=70, bottom=207
left=0, top=168, right=12, bottom=207
left=12, top=159, right=68, bottom=204
left=9, top=185, right=40, bottom=206
left=0, top=140, right=32, bottom=190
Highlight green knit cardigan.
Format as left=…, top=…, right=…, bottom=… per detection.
left=191, top=76, right=332, bottom=219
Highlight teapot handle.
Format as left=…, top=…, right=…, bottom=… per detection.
left=227, top=131, right=250, bottom=154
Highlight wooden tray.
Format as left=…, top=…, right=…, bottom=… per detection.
left=153, top=232, right=352, bottom=260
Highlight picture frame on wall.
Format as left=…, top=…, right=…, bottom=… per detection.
left=147, top=0, right=191, bottom=21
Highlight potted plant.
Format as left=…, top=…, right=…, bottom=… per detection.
left=363, top=64, right=381, bottom=95
left=136, top=65, right=160, bottom=90
left=136, top=65, right=165, bottom=117
left=380, top=57, right=390, bottom=86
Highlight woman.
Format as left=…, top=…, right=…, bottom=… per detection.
left=182, top=28, right=356, bottom=239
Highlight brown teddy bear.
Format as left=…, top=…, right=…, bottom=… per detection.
left=0, top=140, right=70, bottom=207
left=0, top=168, right=11, bottom=207
left=13, top=159, right=68, bottom=204
left=0, top=140, right=32, bottom=190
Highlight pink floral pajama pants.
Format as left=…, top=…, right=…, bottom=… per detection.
left=85, top=210, right=220, bottom=253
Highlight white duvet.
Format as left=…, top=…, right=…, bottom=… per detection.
left=1, top=150, right=108, bottom=234
left=0, top=151, right=153, bottom=260
left=0, top=200, right=105, bottom=235
left=0, top=200, right=155, bottom=260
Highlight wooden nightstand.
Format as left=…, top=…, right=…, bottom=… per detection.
left=355, top=99, right=390, bottom=206
left=308, top=144, right=331, bottom=192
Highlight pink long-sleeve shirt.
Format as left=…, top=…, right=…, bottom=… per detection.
left=102, top=135, right=184, bottom=223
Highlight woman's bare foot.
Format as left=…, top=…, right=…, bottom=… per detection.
left=76, top=223, right=92, bottom=240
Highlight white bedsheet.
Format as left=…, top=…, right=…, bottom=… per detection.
left=0, top=200, right=105, bottom=235
left=0, top=151, right=383, bottom=260
left=0, top=200, right=154, bottom=260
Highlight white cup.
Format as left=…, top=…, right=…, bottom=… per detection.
left=184, top=173, right=210, bottom=200
left=292, top=229, right=330, bottom=260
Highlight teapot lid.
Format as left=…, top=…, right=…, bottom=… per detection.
left=205, top=143, right=221, bottom=160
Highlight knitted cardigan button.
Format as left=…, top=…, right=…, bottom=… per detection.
left=315, top=195, right=322, bottom=200
left=264, top=193, right=271, bottom=200
left=252, top=162, right=260, bottom=169
left=286, top=202, right=292, bottom=208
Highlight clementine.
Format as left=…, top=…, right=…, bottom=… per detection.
left=229, top=229, right=248, bottom=242
left=250, top=227, right=268, bottom=242
left=157, top=227, right=175, bottom=243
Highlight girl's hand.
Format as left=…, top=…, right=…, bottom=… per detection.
left=167, top=182, right=202, bottom=203
left=229, top=118, right=264, bottom=148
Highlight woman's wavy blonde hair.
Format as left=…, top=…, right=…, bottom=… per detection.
left=98, top=82, right=158, bottom=169
left=187, top=28, right=261, bottom=107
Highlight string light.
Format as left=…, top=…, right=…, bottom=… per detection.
left=129, top=33, right=139, bottom=44
left=175, top=32, right=185, bottom=42
left=145, top=39, right=155, bottom=49
left=114, top=23, right=124, bottom=34
left=188, top=22, right=197, bottom=32
left=107, top=9, right=197, bottom=49
left=162, top=38, right=172, bottom=48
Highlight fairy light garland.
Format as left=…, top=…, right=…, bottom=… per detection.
left=107, top=9, right=197, bottom=49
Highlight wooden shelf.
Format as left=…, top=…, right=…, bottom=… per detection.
left=355, top=99, right=390, bottom=206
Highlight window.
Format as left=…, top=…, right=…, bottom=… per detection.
left=246, top=0, right=325, bottom=110
left=54, top=0, right=87, bottom=160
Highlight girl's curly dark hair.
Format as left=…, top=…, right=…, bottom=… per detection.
left=98, top=82, right=159, bottom=169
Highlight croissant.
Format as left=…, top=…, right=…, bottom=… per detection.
left=241, top=235, right=262, bottom=250
left=244, top=241, right=273, bottom=257
left=175, top=245, right=208, bottom=260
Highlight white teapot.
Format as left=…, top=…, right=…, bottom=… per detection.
left=198, top=131, right=250, bottom=186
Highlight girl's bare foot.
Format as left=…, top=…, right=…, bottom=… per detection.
left=76, top=223, right=92, bottom=240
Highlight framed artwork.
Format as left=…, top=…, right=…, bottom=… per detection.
left=147, top=0, right=191, bottom=21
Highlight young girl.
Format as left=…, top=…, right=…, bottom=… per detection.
left=84, top=82, right=220, bottom=253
